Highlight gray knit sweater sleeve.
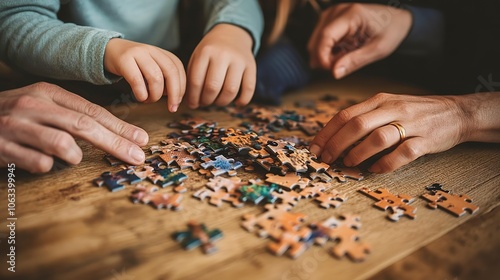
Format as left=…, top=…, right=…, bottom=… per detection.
left=0, top=0, right=123, bottom=84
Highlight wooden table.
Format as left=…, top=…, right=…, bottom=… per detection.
left=1, top=75, right=499, bottom=280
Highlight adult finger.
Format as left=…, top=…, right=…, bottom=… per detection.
left=135, top=54, right=164, bottom=103
left=200, top=59, right=228, bottom=106
left=30, top=103, right=146, bottom=165
left=235, top=62, right=256, bottom=106
left=309, top=93, right=386, bottom=157
left=0, top=137, right=54, bottom=173
left=186, top=54, right=209, bottom=109
left=332, top=38, right=388, bottom=79
left=343, top=124, right=402, bottom=167
left=0, top=117, right=82, bottom=165
left=369, top=137, right=426, bottom=173
left=214, top=64, right=244, bottom=106
left=308, top=5, right=350, bottom=68
left=49, top=87, right=149, bottom=146
left=320, top=106, right=405, bottom=163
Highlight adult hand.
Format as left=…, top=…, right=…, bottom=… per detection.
left=309, top=93, right=470, bottom=173
left=308, top=3, right=412, bottom=79
left=186, top=23, right=256, bottom=108
left=104, top=38, right=186, bottom=112
left=0, top=83, right=149, bottom=173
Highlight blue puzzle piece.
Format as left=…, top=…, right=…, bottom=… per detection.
left=94, top=169, right=142, bottom=192
left=172, top=221, right=223, bottom=254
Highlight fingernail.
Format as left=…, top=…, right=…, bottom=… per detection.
left=369, top=165, right=381, bottom=173
left=130, top=146, right=145, bottom=163
left=133, top=130, right=149, bottom=145
left=335, top=66, right=346, bottom=79
left=322, top=152, right=333, bottom=163
left=170, top=104, right=179, bottom=112
left=309, top=144, right=321, bottom=156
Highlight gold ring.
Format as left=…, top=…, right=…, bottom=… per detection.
left=389, top=122, right=406, bottom=142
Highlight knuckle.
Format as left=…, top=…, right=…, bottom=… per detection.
left=334, top=109, right=352, bottom=125
left=148, top=70, right=164, bottom=84
left=73, top=114, right=94, bottom=132
left=224, top=84, right=240, bottom=95
left=111, top=137, right=127, bottom=153
left=12, top=94, right=37, bottom=110
left=32, top=155, right=53, bottom=173
left=401, top=143, right=421, bottom=160
left=0, top=116, right=13, bottom=128
left=350, top=115, right=369, bottom=131
left=52, top=132, right=74, bottom=152
left=30, top=82, right=58, bottom=93
left=373, top=92, right=390, bottom=101
left=204, top=80, right=221, bottom=94
left=84, top=102, right=105, bottom=118
left=372, top=129, right=391, bottom=147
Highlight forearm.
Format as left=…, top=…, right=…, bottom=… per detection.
left=455, top=92, right=500, bottom=143
left=202, top=0, right=264, bottom=55
left=0, top=0, right=122, bottom=84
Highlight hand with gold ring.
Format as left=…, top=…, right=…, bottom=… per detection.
left=309, top=92, right=500, bottom=173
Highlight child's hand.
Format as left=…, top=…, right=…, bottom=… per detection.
left=186, top=24, right=256, bottom=108
left=104, top=39, right=186, bottom=112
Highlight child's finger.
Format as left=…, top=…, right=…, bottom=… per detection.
left=167, top=51, right=187, bottom=102
left=214, top=64, right=244, bottom=106
left=200, top=60, right=228, bottom=106
left=186, top=55, right=209, bottom=109
left=119, top=58, right=148, bottom=102
left=235, top=63, right=256, bottom=106
left=153, top=51, right=184, bottom=112
left=136, top=55, right=164, bottom=103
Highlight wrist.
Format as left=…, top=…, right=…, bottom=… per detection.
left=207, top=23, right=254, bottom=50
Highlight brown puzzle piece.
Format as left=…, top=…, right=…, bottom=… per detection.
left=422, top=190, right=479, bottom=217
left=265, top=173, right=310, bottom=191
left=359, top=187, right=416, bottom=221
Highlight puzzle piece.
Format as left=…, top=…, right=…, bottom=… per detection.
left=201, top=155, right=243, bottom=177
left=267, top=227, right=311, bottom=259
left=265, top=173, right=310, bottom=191
left=193, top=187, right=244, bottom=208
left=155, top=168, right=188, bottom=192
left=130, top=184, right=159, bottom=203
left=299, top=121, right=322, bottom=136
left=275, top=149, right=311, bottom=173
left=308, top=171, right=333, bottom=182
left=242, top=204, right=307, bottom=240
left=94, top=169, right=143, bottom=192
left=314, top=189, right=347, bottom=209
left=299, top=182, right=328, bottom=198
left=205, top=176, right=244, bottom=192
left=325, top=166, right=364, bottom=183
left=272, top=189, right=302, bottom=206
left=104, top=154, right=123, bottom=166
left=256, top=157, right=289, bottom=175
left=149, top=193, right=183, bottom=210
left=359, top=187, right=416, bottom=221
left=239, top=179, right=279, bottom=205
left=309, top=215, right=370, bottom=262
left=172, top=220, right=223, bottom=254
left=422, top=190, right=479, bottom=217
left=158, top=150, right=198, bottom=170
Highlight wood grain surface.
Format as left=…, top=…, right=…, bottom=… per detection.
left=0, top=75, right=498, bottom=280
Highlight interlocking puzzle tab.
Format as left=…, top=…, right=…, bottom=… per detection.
left=172, top=220, right=223, bottom=254
left=359, top=187, right=416, bottom=222
left=238, top=179, right=279, bottom=205
left=422, top=188, right=479, bottom=217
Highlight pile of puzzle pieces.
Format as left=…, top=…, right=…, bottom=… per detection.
left=92, top=95, right=479, bottom=261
